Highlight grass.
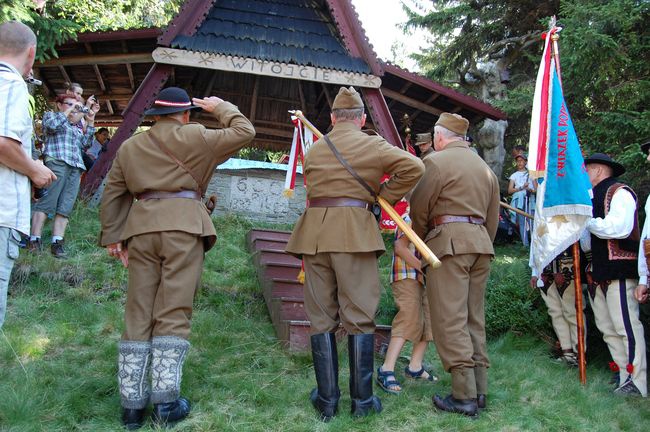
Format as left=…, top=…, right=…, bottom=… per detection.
left=1, top=204, right=649, bottom=431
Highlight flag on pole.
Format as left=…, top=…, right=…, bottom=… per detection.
left=528, top=27, right=593, bottom=276
left=283, top=116, right=313, bottom=198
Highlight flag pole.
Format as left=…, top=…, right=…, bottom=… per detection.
left=551, top=22, right=587, bottom=385
left=288, top=110, right=442, bottom=269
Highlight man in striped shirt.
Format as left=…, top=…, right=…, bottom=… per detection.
left=0, top=21, right=56, bottom=328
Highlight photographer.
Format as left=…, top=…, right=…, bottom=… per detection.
left=28, top=94, right=98, bottom=258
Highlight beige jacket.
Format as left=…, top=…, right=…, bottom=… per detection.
left=285, top=121, right=424, bottom=257
left=99, top=102, right=255, bottom=251
left=410, top=140, right=500, bottom=261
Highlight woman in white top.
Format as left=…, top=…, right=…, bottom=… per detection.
left=508, top=153, right=536, bottom=246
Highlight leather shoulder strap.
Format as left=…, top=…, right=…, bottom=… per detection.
left=151, top=136, right=205, bottom=196
left=322, top=134, right=376, bottom=200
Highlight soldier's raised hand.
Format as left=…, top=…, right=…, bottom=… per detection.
left=192, top=96, right=223, bottom=113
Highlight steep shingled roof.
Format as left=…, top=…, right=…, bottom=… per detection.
left=171, top=0, right=371, bottom=73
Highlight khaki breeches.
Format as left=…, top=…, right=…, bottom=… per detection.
left=123, top=231, right=204, bottom=341
left=425, top=253, right=491, bottom=372
left=590, top=278, right=647, bottom=396
left=303, top=252, right=380, bottom=335
left=390, top=278, right=433, bottom=342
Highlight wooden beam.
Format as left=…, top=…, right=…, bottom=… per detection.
left=105, top=100, right=114, bottom=115
left=121, top=41, right=136, bottom=91
left=202, top=71, right=218, bottom=98
left=382, top=88, right=443, bottom=116
left=153, top=48, right=382, bottom=88
left=298, top=80, right=306, bottom=113
left=388, top=81, right=412, bottom=109
left=249, top=75, right=259, bottom=122
left=410, top=93, right=442, bottom=122
left=58, top=65, right=72, bottom=85
left=38, top=53, right=153, bottom=67
left=321, top=83, right=332, bottom=108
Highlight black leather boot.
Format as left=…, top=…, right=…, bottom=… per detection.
left=309, top=333, right=340, bottom=421
left=121, top=408, right=146, bottom=430
left=152, top=397, right=191, bottom=427
left=348, top=334, right=382, bottom=417
left=433, top=394, right=478, bottom=417
left=477, top=394, right=487, bottom=410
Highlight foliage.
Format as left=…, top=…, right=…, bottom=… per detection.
left=559, top=0, right=650, bottom=199
left=1, top=0, right=183, bottom=61
left=405, top=0, right=650, bottom=200
left=2, top=204, right=649, bottom=430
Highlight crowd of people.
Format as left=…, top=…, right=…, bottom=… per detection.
left=0, top=18, right=648, bottom=431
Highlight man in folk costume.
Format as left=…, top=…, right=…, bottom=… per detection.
left=99, top=87, right=255, bottom=428
left=414, top=132, right=434, bottom=159
left=529, top=246, right=586, bottom=367
left=410, top=113, right=500, bottom=417
left=581, top=153, right=647, bottom=397
left=285, top=86, right=423, bottom=420
left=634, top=141, right=650, bottom=360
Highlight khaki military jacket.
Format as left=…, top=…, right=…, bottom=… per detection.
left=99, top=102, right=255, bottom=251
left=285, top=121, right=424, bottom=257
left=410, top=140, right=500, bottom=262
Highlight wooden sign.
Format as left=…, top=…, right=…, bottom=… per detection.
left=153, top=48, right=381, bottom=88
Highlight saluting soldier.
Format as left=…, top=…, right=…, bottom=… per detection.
left=285, top=86, right=424, bottom=421
left=99, top=87, right=255, bottom=429
left=410, top=113, right=500, bottom=418
left=414, top=132, right=434, bottom=159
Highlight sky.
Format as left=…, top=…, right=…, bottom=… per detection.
left=350, top=0, right=432, bottom=71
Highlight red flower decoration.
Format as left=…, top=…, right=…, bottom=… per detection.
left=608, top=361, right=620, bottom=372
left=626, top=363, right=634, bottom=374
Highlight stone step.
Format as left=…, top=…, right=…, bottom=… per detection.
left=247, top=229, right=291, bottom=247
left=271, top=296, right=307, bottom=321
left=262, top=263, right=301, bottom=281
left=251, top=238, right=288, bottom=252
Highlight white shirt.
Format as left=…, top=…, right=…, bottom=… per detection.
left=580, top=187, right=636, bottom=252
left=0, top=62, right=32, bottom=234
left=638, top=196, right=650, bottom=285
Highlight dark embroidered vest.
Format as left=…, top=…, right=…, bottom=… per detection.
left=590, top=177, right=639, bottom=282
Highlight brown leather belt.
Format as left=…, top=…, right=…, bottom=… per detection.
left=429, top=215, right=485, bottom=229
left=309, top=197, right=371, bottom=210
left=136, top=190, right=202, bottom=201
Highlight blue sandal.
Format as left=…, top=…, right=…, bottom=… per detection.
left=404, top=366, right=436, bottom=382
left=376, top=367, right=402, bottom=395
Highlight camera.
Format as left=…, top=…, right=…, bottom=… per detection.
left=75, top=104, right=90, bottom=114
left=33, top=187, right=48, bottom=200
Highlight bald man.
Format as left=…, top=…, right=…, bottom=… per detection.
left=0, top=21, right=56, bottom=328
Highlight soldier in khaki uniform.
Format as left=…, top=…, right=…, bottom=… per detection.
left=286, top=87, right=423, bottom=420
left=99, top=87, right=255, bottom=429
left=410, top=113, right=500, bottom=417
left=414, top=132, right=434, bottom=159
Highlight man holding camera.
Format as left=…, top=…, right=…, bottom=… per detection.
left=28, top=93, right=98, bottom=257
left=0, top=21, right=56, bottom=328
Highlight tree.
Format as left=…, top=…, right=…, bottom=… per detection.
left=558, top=0, right=650, bottom=199
left=1, top=0, right=183, bottom=61
left=404, top=0, right=560, bottom=179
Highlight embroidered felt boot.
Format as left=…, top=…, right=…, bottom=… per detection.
left=348, top=333, right=382, bottom=417
left=118, top=340, right=151, bottom=430
left=310, top=333, right=340, bottom=421
left=150, top=336, right=191, bottom=427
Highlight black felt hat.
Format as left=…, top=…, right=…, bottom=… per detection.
left=640, top=141, right=650, bottom=155
left=144, top=87, right=202, bottom=116
left=584, top=153, right=625, bottom=177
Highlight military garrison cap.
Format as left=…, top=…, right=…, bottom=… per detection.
left=414, top=132, right=432, bottom=146
left=435, top=112, right=469, bottom=136
left=332, top=86, right=364, bottom=110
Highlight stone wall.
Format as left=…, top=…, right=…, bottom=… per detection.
left=207, top=167, right=306, bottom=224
